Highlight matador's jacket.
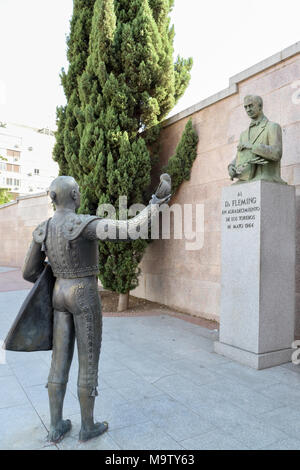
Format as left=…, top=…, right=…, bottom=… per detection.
left=33, top=213, right=101, bottom=279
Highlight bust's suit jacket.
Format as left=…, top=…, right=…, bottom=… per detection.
left=231, top=115, right=285, bottom=183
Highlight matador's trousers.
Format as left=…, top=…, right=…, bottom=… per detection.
left=48, top=276, right=102, bottom=397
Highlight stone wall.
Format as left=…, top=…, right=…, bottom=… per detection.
left=132, top=43, right=300, bottom=325
left=0, top=193, right=53, bottom=268
left=0, top=42, right=299, bottom=328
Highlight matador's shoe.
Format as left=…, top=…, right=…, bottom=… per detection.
left=79, top=421, right=109, bottom=442
left=48, top=419, right=72, bottom=443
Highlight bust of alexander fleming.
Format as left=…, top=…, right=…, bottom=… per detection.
left=228, top=94, right=286, bottom=184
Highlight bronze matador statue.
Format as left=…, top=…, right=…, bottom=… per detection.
left=5, top=175, right=171, bottom=443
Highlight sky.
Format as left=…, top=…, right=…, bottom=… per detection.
left=0, top=0, right=300, bottom=129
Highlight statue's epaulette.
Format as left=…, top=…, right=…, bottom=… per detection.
left=32, top=219, right=51, bottom=244
left=62, top=214, right=100, bottom=241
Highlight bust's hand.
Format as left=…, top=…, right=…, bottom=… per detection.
left=249, top=156, right=268, bottom=165
left=228, top=164, right=237, bottom=180
left=238, top=142, right=253, bottom=151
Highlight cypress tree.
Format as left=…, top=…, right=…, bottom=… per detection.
left=53, top=0, right=96, bottom=176
left=164, top=119, right=198, bottom=193
left=55, top=0, right=197, bottom=310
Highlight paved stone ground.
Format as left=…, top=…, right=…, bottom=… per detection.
left=1, top=277, right=300, bottom=449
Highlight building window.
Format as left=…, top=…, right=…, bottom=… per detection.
left=34, top=168, right=40, bottom=175
left=13, top=179, right=20, bottom=186
left=6, top=178, right=13, bottom=185
left=5, top=163, right=20, bottom=173
left=0, top=162, right=6, bottom=171
left=7, top=149, right=20, bottom=160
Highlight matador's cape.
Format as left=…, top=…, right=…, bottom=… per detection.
left=4, top=263, right=55, bottom=352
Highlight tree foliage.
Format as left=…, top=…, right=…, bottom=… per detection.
left=54, top=0, right=197, bottom=295
left=0, top=155, right=13, bottom=205
left=0, top=189, right=12, bottom=205
left=164, top=119, right=198, bottom=193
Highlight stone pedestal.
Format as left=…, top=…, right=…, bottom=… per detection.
left=214, top=181, right=295, bottom=369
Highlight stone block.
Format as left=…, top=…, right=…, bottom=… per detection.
left=215, top=181, right=295, bottom=369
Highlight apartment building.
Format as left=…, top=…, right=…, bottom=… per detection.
left=0, top=122, right=59, bottom=198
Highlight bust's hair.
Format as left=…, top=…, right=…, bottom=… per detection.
left=49, top=175, right=78, bottom=205
left=244, top=95, right=263, bottom=109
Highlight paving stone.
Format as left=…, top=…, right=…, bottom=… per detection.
left=109, top=421, right=184, bottom=450
left=58, top=432, right=120, bottom=450
left=281, top=362, right=300, bottom=374
left=0, top=376, right=28, bottom=409
left=0, top=267, right=18, bottom=273
left=258, top=406, right=300, bottom=437
left=258, top=383, right=300, bottom=408
left=0, top=404, right=54, bottom=450
left=103, top=369, right=149, bottom=389
left=210, top=361, right=281, bottom=390
left=1, top=287, right=300, bottom=450
left=11, top=360, right=50, bottom=387
left=262, top=438, right=300, bottom=450
left=116, top=355, right=173, bottom=383
left=25, top=384, right=80, bottom=421
left=98, top=355, right=130, bottom=374
left=164, top=360, right=221, bottom=387
left=0, top=363, right=14, bottom=378
left=203, top=378, right=283, bottom=415
left=154, top=373, right=217, bottom=405
left=224, top=421, right=290, bottom=450
left=181, top=324, right=219, bottom=341
left=38, top=351, right=53, bottom=367
left=92, top=387, right=128, bottom=410
left=117, top=380, right=163, bottom=402
left=47, top=413, right=121, bottom=450
left=136, top=395, right=216, bottom=441
left=256, top=365, right=300, bottom=388
left=94, top=400, right=149, bottom=431
left=101, top=339, right=137, bottom=358
left=175, top=348, right=231, bottom=367
left=5, top=350, right=45, bottom=366
left=189, top=396, right=262, bottom=431
left=166, top=334, right=215, bottom=354
left=180, top=430, right=249, bottom=450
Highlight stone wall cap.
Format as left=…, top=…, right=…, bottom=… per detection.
left=229, top=41, right=300, bottom=86
left=163, top=41, right=300, bottom=128
left=0, top=191, right=48, bottom=209
left=16, top=191, right=48, bottom=201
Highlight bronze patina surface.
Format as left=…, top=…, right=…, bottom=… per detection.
left=4, top=175, right=171, bottom=444
left=5, top=263, right=54, bottom=351
left=228, top=95, right=286, bottom=184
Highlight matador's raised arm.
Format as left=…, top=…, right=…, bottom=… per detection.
left=82, top=195, right=170, bottom=241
